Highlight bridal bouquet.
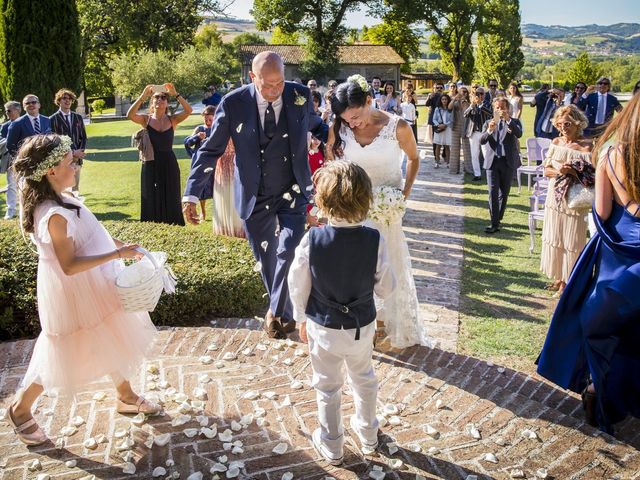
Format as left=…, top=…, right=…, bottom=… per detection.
left=369, top=186, right=406, bottom=226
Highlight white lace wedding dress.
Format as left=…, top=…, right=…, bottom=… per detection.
left=340, top=115, right=432, bottom=348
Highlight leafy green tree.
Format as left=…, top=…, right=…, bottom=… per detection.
left=362, top=14, right=420, bottom=72
left=271, top=26, right=300, bottom=45
left=195, top=23, right=225, bottom=50
left=475, top=0, right=524, bottom=88
left=77, top=0, right=222, bottom=98
left=566, top=52, right=601, bottom=87
left=389, top=0, right=496, bottom=84
left=0, top=0, right=82, bottom=114
left=252, top=0, right=374, bottom=79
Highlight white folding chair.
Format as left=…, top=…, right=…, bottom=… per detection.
left=517, top=137, right=551, bottom=192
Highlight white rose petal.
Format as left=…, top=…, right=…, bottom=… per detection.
left=255, top=343, right=267, bottom=351
left=423, top=424, right=439, bottom=438
left=201, top=426, right=217, bottom=438
left=114, top=428, right=128, bottom=438
left=428, top=446, right=441, bottom=455
left=152, top=467, right=167, bottom=477
left=171, top=472, right=180, bottom=479
left=55, top=437, right=66, bottom=448
left=279, top=395, right=292, bottom=408
left=131, top=412, right=146, bottom=426
left=178, top=402, right=193, bottom=414
left=376, top=414, right=388, bottom=427
left=218, top=455, right=228, bottom=463
left=116, top=437, right=135, bottom=451
left=290, top=380, right=303, bottom=390
left=510, top=470, right=526, bottom=479
left=60, top=426, right=77, bottom=436
left=36, top=475, right=50, bottom=480
left=383, top=404, right=399, bottom=416
left=232, top=446, right=244, bottom=454
left=193, top=387, right=208, bottom=400
left=172, top=414, right=191, bottom=427
left=435, top=399, right=445, bottom=410
left=242, top=347, right=252, bottom=356
left=387, top=442, right=398, bottom=455
left=467, top=424, right=481, bottom=440
left=83, top=438, right=98, bottom=450
left=165, top=459, right=175, bottom=467
left=122, top=462, right=136, bottom=475
left=282, top=192, right=292, bottom=201
left=165, top=387, right=177, bottom=396
left=282, top=358, right=293, bottom=366
left=407, top=443, right=421, bottom=452
left=368, top=470, right=386, bottom=480
left=152, top=433, right=170, bottom=447
left=240, top=413, right=254, bottom=426
left=536, top=468, right=549, bottom=479
left=219, top=429, right=233, bottom=442
left=223, top=442, right=233, bottom=451
left=183, top=428, right=199, bottom=438
left=465, top=476, right=478, bottom=480
left=200, top=355, right=213, bottom=365
left=93, top=391, right=107, bottom=401
left=243, top=390, right=260, bottom=400
left=147, top=381, right=158, bottom=391
left=253, top=262, right=262, bottom=273
left=256, top=418, right=269, bottom=427
left=65, top=460, right=78, bottom=468
left=211, top=463, right=228, bottom=473
left=236, top=123, right=243, bottom=133
left=272, top=442, right=288, bottom=454
left=144, top=436, right=154, bottom=449
left=72, top=415, right=85, bottom=427
left=294, top=348, right=307, bottom=357
left=195, top=415, right=209, bottom=427
left=282, top=473, right=294, bottom=480
left=254, top=407, right=266, bottom=417
left=389, top=459, right=403, bottom=470
left=231, top=420, right=242, bottom=431
left=263, top=391, right=278, bottom=400
left=521, top=429, right=539, bottom=440
left=187, top=473, right=203, bottom=480
left=25, top=459, right=42, bottom=471
left=484, top=453, right=498, bottom=463
left=495, top=437, right=507, bottom=446
left=223, top=351, right=237, bottom=361
left=388, top=415, right=401, bottom=426
left=159, top=380, right=170, bottom=389
left=226, top=466, right=240, bottom=478
left=497, top=367, right=506, bottom=373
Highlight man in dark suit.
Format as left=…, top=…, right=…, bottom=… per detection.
left=369, top=76, right=384, bottom=108
left=1, top=101, right=21, bottom=218
left=480, top=97, right=523, bottom=233
left=5, top=94, right=51, bottom=219
left=535, top=88, right=565, bottom=139
left=579, top=77, right=623, bottom=137
left=182, top=51, right=321, bottom=339
left=530, top=84, right=550, bottom=137
left=50, top=89, right=87, bottom=192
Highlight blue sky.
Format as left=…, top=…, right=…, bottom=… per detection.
left=225, top=0, right=640, bottom=28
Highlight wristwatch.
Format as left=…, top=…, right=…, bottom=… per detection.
left=175, top=93, right=182, bottom=99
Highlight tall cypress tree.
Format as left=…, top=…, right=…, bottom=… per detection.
left=0, top=0, right=82, bottom=115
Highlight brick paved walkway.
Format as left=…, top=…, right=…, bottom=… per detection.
left=2, top=152, right=640, bottom=479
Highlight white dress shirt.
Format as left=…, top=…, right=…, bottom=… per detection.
left=27, top=114, right=40, bottom=131
left=255, top=87, right=283, bottom=129
left=287, top=219, right=396, bottom=327
left=596, top=92, right=607, bottom=125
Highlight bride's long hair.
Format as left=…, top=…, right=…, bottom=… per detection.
left=330, top=81, right=370, bottom=158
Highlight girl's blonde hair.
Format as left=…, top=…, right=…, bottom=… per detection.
left=594, top=93, right=640, bottom=203
left=11, top=134, right=80, bottom=233
left=313, top=161, right=372, bottom=223
left=552, top=104, right=588, bottom=137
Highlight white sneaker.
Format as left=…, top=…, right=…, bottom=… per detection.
left=349, top=415, right=378, bottom=454
left=311, top=428, right=343, bottom=466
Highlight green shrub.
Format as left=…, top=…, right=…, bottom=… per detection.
left=416, top=88, right=430, bottom=95
left=0, top=220, right=266, bottom=340
left=91, top=99, right=106, bottom=114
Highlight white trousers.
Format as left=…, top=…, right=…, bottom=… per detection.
left=469, top=131, right=483, bottom=177
left=4, top=167, right=17, bottom=218
left=306, top=320, right=378, bottom=456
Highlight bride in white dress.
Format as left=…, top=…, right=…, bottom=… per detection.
left=326, top=75, right=431, bottom=349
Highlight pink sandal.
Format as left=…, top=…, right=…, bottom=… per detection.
left=7, top=405, right=48, bottom=445
left=116, top=396, right=162, bottom=415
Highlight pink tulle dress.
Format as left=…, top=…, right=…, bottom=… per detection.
left=22, top=196, right=157, bottom=394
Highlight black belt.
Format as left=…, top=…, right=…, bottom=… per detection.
left=309, top=288, right=374, bottom=340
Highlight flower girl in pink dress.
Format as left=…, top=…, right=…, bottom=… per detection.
left=7, top=134, right=160, bottom=445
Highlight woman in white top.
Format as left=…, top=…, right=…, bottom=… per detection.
left=400, top=91, right=417, bottom=140
left=508, top=82, right=523, bottom=120
left=432, top=94, right=453, bottom=167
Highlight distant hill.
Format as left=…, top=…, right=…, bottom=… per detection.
left=521, top=23, right=640, bottom=56
left=203, top=16, right=270, bottom=42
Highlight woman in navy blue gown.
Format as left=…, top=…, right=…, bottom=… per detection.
left=537, top=93, right=640, bottom=434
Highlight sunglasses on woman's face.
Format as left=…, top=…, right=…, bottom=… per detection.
left=558, top=121, right=574, bottom=128
left=153, top=95, right=168, bottom=100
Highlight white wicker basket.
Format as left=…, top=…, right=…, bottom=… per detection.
left=116, top=248, right=168, bottom=312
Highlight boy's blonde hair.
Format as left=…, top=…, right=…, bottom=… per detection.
left=313, top=160, right=372, bottom=223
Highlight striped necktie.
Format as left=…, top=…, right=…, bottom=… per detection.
left=65, top=114, right=72, bottom=130
left=33, top=117, right=41, bottom=134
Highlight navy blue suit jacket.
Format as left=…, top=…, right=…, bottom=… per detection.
left=579, top=92, right=621, bottom=131
left=0, top=121, right=11, bottom=139
left=6, top=114, right=51, bottom=156
left=184, top=82, right=321, bottom=220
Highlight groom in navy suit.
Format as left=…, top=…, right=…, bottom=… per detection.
left=183, top=51, right=321, bottom=339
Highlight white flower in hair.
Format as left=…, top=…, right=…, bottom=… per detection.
left=26, top=135, right=73, bottom=182
left=347, top=74, right=370, bottom=93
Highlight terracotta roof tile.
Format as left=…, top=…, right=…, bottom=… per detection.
left=238, top=44, right=405, bottom=65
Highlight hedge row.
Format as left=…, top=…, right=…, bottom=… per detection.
left=0, top=220, right=266, bottom=340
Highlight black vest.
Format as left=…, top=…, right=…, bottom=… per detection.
left=306, top=225, right=379, bottom=340
left=257, top=102, right=295, bottom=197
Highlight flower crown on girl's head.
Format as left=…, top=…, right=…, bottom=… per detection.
left=26, top=136, right=73, bottom=182
left=347, top=74, right=370, bottom=93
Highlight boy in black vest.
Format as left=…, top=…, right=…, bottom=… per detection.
left=288, top=161, right=396, bottom=464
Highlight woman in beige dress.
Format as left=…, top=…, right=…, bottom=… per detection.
left=540, top=105, right=593, bottom=295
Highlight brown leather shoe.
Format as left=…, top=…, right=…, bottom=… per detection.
left=281, top=320, right=296, bottom=334
left=264, top=311, right=286, bottom=339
